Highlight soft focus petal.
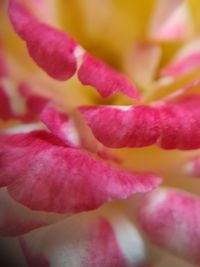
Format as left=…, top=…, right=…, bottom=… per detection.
left=183, top=155, right=200, bottom=177
left=0, top=188, right=64, bottom=237
left=20, top=210, right=150, bottom=267
left=0, top=130, right=161, bottom=213
left=124, top=42, right=161, bottom=89
left=149, top=0, right=193, bottom=41
left=0, top=79, right=49, bottom=122
left=161, top=38, right=200, bottom=77
left=80, top=94, right=200, bottom=149
left=137, top=187, right=200, bottom=265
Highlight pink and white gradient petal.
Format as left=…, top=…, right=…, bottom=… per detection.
left=19, top=210, right=150, bottom=267
left=137, top=187, right=200, bottom=265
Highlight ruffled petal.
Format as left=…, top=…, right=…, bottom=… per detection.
left=8, top=0, right=78, bottom=80
left=80, top=94, right=200, bottom=149
left=137, top=187, right=200, bottom=265
left=0, top=130, right=161, bottom=213
left=0, top=188, right=64, bottom=236
left=78, top=53, right=140, bottom=100
left=19, top=210, right=150, bottom=267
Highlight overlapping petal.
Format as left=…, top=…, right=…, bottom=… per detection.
left=137, top=187, right=200, bottom=265
left=8, top=0, right=140, bottom=100
left=40, top=104, right=121, bottom=163
left=80, top=93, right=200, bottom=149
left=0, top=129, right=161, bottom=213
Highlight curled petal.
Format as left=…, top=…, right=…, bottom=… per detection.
left=0, top=188, right=64, bottom=237
left=8, top=0, right=78, bottom=80
left=20, top=211, right=150, bottom=267
left=80, top=94, right=200, bottom=150
left=78, top=53, right=140, bottom=100
left=137, top=188, right=200, bottom=265
left=0, top=130, right=161, bottom=213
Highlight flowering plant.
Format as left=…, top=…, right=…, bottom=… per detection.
left=1, top=0, right=200, bottom=266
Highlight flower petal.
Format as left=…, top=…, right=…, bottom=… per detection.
left=161, top=39, right=200, bottom=77
left=124, top=43, right=161, bottom=89
left=80, top=94, right=200, bottom=149
left=8, top=0, right=78, bottom=80
left=19, top=210, right=150, bottom=267
left=0, top=81, right=14, bottom=120
left=78, top=53, right=140, bottom=100
left=0, top=79, right=49, bottom=122
left=149, top=0, right=193, bottom=41
left=0, top=188, right=64, bottom=237
left=137, top=187, right=200, bottom=265
left=0, top=130, right=161, bottom=213
left=183, top=155, right=200, bottom=177
left=79, top=105, right=160, bottom=148
left=40, top=105, right=121, bottom=163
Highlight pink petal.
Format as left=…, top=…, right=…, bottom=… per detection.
left=41, top=105, right=121, bottom=163
left=137, top=188, right=200, bottom=265
left=19, top=211, right=150, bottom=267
left=183, top=156, right=200, bottom=177
left=124, top=43, right=161, bottom=88
left=0, top=79, right=49, bottom=122
left=80, top=94, right=200, bottom=150
left=18, top=82, right=49, bottom=122
left=0, top=82, right=14, bottom=120
left=158, top=94, right=200, bottom=149
left=78, top=53, right=140, bottom=100
left=161, top=39, right=200, bottom=77
left=0, top=188, right=64, bottom=237
left=40, top=105, right=80, bottom=148
left=8, top=0, right=78, bottom=80
left=79, top=105, right=160, bottom=148
left=0, top=130, right=161, bottom=213
left=0, top=46, right=8, bottom=77
left=149, top=0, right=193, bottom=41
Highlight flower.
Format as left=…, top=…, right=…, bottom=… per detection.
left=1, top=0, right=200, bottom=267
